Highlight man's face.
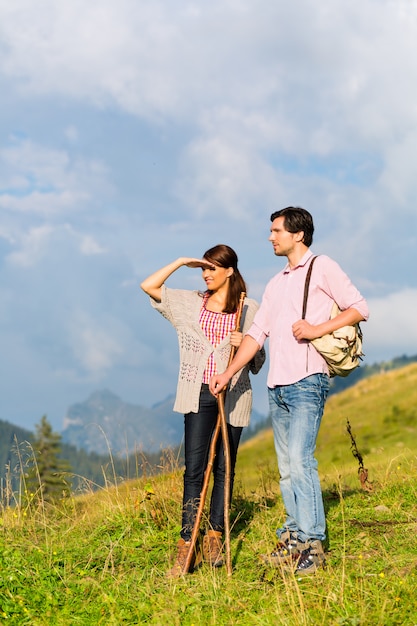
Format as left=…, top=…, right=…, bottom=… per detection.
left=269, top=216, right=300, bottom=257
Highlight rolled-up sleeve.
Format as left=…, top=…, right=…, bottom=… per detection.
left=246, top=322, right=268, bottom=349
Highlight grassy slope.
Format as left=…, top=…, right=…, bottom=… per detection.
left=237, top=362, right=417, bottom=491
left=1, top=365, right=417, bottom=625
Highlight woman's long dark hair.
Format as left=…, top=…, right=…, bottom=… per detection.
left=202, top=244, right=247, bottom=313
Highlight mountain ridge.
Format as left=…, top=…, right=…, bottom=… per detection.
left=60, top=388, right=267, bottom=455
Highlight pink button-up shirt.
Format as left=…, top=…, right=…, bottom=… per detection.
left=246, top=251, right=369, bottom=387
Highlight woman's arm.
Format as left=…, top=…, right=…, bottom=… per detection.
left=210, top=335, right=261, bottom=395
left=140, top=257, right=213, bottom=302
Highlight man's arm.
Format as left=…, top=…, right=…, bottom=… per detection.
left=209, top=335, right=261, bottom=396
left=292, top=307, right=365, bottom=342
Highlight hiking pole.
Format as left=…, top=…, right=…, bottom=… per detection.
left=181, top=292, right=246, bottom=575
left=217, top=379, right=233, bottom=575
left=217, top=290, right=245, bottom=577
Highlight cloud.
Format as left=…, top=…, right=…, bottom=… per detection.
left=1, top=0, right=417, bottom=432
left=0, top=1, right=415, bottom=128
left=0, top=137, right=112, bottom=219
left=6, top=224, right=106, bottom=267
left=365, top=289, right=417, bottom=362
left=6, top=224, right=54, bottom=267
left=68, top=309, right=124, bottom=374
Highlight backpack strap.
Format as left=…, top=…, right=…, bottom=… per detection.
left=302, top=255, right=318, bottom=320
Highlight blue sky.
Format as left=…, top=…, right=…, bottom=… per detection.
left=1, top=0, right=417, bottom=431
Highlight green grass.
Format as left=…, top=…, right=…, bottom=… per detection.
left=1, top=364, right=417, bottom=625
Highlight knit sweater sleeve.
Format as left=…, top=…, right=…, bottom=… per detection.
left=241, top=298, right=266, bottom=374
left=224, top=297, right=266, bottom=427
left=150, top=285, right=200, bottom=325
left=150, top=286, right=212, bottom=415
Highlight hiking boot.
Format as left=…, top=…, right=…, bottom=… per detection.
left=202, top=530, right=223, bottom=568
left=260, top=530, right=307, bottom=567
left=294, top=539, right=326, bottom=576
left=166, top=539, right=196, bottom=578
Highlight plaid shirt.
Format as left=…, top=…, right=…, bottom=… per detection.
left=199, top=294, right=237, bottom=383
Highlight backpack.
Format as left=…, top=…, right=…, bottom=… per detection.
left=302, top=256, right=364, bottom=378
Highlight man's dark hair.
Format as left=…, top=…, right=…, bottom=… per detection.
left=270, top=206, right=314, bottom=247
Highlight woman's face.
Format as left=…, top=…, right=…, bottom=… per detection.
left=201, top=263, right=232, bottom=292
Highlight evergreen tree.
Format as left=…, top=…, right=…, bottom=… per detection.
left=26, top=415, right=72, bottom=503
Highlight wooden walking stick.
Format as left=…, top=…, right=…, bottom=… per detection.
left=181, top=292, right=246, bottom=575
left=217, top=379, right=233, bottom=575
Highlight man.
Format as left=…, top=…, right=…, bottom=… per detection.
left=209, top=207, right=369, bottom=575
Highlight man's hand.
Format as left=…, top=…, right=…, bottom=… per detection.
left=292, top=319, right=318, bottom=341
left=209, top=372, right=231, bottom=397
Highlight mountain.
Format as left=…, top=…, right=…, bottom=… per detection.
left=61, top=389, right=183, bottom=455
left=61, top=389, right=268, bottom=456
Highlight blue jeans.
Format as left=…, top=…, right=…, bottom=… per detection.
left=268, top=374, right=330, bottom=543
left=181, top=385, right=243, bottom=541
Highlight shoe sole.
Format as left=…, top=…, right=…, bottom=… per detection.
left=260, top=552, right=301, bottom=567
left=294, top=560, right=326, bottom=576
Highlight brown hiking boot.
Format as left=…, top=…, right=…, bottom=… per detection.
left=166, top=539, right=194, bottom=578
left=202, top=530, right=223, bottom=568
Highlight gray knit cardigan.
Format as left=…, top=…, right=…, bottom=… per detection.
left=151, top=286, right=265, bottom=427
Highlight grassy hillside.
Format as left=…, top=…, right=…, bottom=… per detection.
left=236, top=362, right=417, bottom=492
left=1, top=365, right=417, bottom=625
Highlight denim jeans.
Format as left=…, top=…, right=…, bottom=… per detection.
left=181, top=385, right=243, bottom=541
left=268, top=373, right=330, bottom=543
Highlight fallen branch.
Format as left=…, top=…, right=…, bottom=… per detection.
left=346, top=418, right=373, bottom=492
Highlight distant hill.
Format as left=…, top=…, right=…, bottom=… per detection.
left=328, top=353, right=417, bottom=395
left=240, top=353, right=417, bottom=440
left=0, top=420, right=34, bottom=487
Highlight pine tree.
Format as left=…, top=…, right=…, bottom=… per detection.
left=26, top=415, right=72, bottom=504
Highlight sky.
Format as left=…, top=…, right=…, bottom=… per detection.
left=1, top=0, right=417, bottom=432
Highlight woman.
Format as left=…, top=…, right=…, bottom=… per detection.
left=140, top=244, right=265, bottom=577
